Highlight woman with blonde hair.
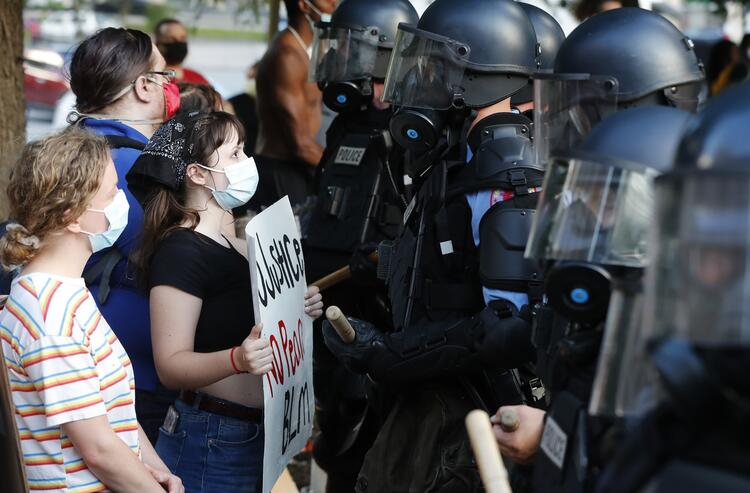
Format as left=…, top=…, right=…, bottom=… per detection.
left=0, top=129, right=182, bottom=493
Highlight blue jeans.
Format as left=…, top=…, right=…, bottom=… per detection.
left=136, top=388, right=178, bottom=445
left=155, top=398, right=264, bottom=493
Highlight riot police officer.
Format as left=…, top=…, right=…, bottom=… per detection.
left=493, top=9, right=706, bottom=492
left=322, top=0, right=545, bottom=490
left=503, top=105, right=691, bottom=491
left=595, top=82, right=750, bottom=493
left=303, top=1, right=419, bottom=491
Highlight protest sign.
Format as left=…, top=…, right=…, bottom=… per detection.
left=246, top=197, right=314, bottom=493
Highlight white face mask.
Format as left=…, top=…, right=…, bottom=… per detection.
left=304, top=0, right=332, bottom=23
left=81, top=189, right=130, bottom=253
left=196, top=157, right=259, bottom=210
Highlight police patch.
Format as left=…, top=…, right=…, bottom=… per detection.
left=540, top=415, right=568, bottom=470
left=334, top=146, right=367, bottom=166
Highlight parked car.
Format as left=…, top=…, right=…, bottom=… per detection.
left=24, top=48, right=69, bottom=112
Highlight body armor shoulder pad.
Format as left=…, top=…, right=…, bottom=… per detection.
left=447, top=124, right=543, bottom=198
left=478, top=202, right=543, bottom=293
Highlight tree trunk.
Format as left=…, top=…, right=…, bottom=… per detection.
left=0, top=6, right=26, bottom=485
left=268, top=0, right=281, bottom=42
left=0, top=0, right=25, bottom=221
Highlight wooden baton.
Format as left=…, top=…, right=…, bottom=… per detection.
left=312, top=251, right=379, bottom=291
left=325, top=306, right=356, bottom=343
left=466, top=410, right=513, bottom=493
left=499, top=408, right=520, bottom=432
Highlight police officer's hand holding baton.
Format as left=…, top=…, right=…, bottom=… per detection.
left=466, top=410, right=513, bottom=493
left=491, top=405, right=546, bottom=465
left=325, top=306, right=356, bottom=343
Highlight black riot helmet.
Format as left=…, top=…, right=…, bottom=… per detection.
left=612, top=84, right=750, bottom=417
left=310, top=0, right=419, bottom=113
left=383, top=0, right=539, bottom=152
left=533, top=8, right=704, bottom=169
left=511, top=3, right=566, bottom=107
left=526, top=105, right=692, bottom=325
left=554, top=8, right=706, bottom=111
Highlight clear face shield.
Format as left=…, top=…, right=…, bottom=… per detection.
left=532, top=74, right=619, bottom=169
left=588, top=278, right=646, bottom=416
left=381, top=24, right=471, bottom=110
left=310, top=23, right=380, bottom=84
left=606, top=173, right=750, bottom=416
left=525, top=156, right=658, bottom=268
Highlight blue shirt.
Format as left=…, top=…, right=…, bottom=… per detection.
left=81, top=119, right=159, bottom=391
left=465, top=147, right=529, bottom=311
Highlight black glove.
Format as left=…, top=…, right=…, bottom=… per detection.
left=323, top=306, right=535, bottom=386
left=479, top=300, right=535, bottom=369
left=348, top=242, right=379, bottom=287
left=322, top=317, right=387, bottom=374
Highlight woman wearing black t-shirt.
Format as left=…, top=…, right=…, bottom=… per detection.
left=126, top=112, right=323, bottom=493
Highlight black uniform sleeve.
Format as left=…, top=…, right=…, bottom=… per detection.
left=148, top=230, right=207, bottom=299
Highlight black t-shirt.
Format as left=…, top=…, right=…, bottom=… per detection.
left=149, top=228, right=254, bottom=353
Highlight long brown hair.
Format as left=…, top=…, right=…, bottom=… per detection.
left=137, top=112, right=246, bottom=284
left=0, top=129, right=109, bottom=270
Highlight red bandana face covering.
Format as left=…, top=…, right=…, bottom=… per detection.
left=163, top=80, right=181, bottom=119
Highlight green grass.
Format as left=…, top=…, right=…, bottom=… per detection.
left=190, top=27, right=268, bottom=41
left=127, top=23, right=267, bottom=42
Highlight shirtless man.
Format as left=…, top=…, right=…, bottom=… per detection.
left=251, top=0, right=337, bottom=211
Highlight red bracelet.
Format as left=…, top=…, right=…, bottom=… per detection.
left=229, top=346, right=243, bottom=374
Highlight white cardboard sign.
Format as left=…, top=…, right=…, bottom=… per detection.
left=245, top=197, right=314, bottom=493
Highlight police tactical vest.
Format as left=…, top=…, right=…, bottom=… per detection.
left=306, top=112, right=404, bottom=255
left=383, top=113, right=544, bottom=332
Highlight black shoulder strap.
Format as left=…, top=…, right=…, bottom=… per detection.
left=83, top=248, right=124, bottom=305
left=104, top=135, right=146, bottom=151
left=447, top=162, right=544, bottom=199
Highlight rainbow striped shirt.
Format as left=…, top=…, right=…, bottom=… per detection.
left=0, top=273, right=139, bottom=492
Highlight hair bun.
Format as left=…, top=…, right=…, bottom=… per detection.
left=1, top=223, right=41, bottom=270
left=6, top=224, right=41, bottom=248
